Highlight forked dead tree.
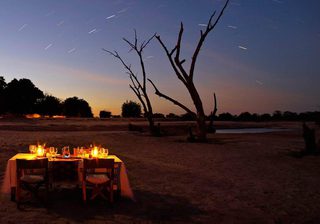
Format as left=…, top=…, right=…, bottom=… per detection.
left=103, top=31, right=159, bottom=135
left=148, top=0, right=229, bottom=141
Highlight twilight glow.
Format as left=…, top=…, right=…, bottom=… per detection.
left=0, top=0, right=319, bottom=116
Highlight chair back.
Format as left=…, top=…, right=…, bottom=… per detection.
left=16, top=158, right=49, bottom=179
left=83, top=158, right=114, bottom=179
left=51, top=160, right=79, bottom=182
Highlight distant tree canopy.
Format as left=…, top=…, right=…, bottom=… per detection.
left=0, top=77, right=7, bottom=114
left=121, top=101, right=141, bottom=118
left=35, top=94, right=62, bottom=116
left=0, top=76, right=94, bottom=118
left=63, top=97, right=93, bottom=118
left=3, top=78, right=44, bottom=114
left=215, top=111, right=320, bottom=122
left=99, top=110, right=112, bottom=118
left=166, top=113, right=180, bottom=119
left=153, top=113, right=165, bottom=119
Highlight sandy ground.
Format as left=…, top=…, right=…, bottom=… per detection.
left=0, top=119, right=319, bottom=223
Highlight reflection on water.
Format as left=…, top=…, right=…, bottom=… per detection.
left=216, top=128, right=289, bottom=134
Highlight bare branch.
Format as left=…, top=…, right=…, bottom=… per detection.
left=148, top=78, right=195, bottom=116
left=141, top=33, right=156, bottom=51
left=212, top=92, right=217, bottom=116
left=175, top=23, right=183, bottom=60
left=169, top=46, right=177, bottom=56
left=155, top=35, right=188, bottom=86
left=129, top=84, right=140, bottom=97
left=189, top=0, right=229, bottom=80
left=134, top=29, right=137, bottom=48
left=103, top=48, right=144, bottom=91
left=129, top=74, right=139, bottom=91
left=129, top=84, right=148, bottom=114
left=174, top=22, right=189, bottom=80
left=123, top=38, right=136, bottom=51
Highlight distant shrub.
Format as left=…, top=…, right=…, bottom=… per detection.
left=121, top=100, right=141, bottom=118
left=153, top=113, right=165, bottom=118
left=180, top=113, right=195, bottom=121
left=166, top=113, right=180, bottom=119
left=218, top=112, right=234, bottom=121
left=99, top=110, right=112, bottom=118
left=63, top=97, right=93, bottom=118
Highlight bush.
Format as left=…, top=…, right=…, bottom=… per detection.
left=121, top=100, right=141, bottom=118
left=63, top=97, right=93, bottom=118
left=153, top=113, right=165, bottom=118
left=99, top=110, right=112, bottom=118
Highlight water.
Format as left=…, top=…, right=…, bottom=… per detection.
left=216, top=128, right=289, bottom=134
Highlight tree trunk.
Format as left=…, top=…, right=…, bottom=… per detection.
left=146, top=112, right=155, bottom=133
left=196, top=112, right=207, bottom=141
left=188, top=81, right=207, bottom=141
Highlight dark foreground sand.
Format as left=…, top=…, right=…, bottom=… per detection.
left=0, top=119, right=319, bottom=223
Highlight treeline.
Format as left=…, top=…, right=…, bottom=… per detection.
left=0, top=76, right=93, bottom=117
left=215, top=111, right=320, bottom=122
left=164, top=111, right=320, bottom=122
left=1, top=76, right=319, bottom=122
left=114, top=101, right=320, bottom=122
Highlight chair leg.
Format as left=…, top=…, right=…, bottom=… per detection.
left=44, top=182, right=49, bottom=208
left=110, top=181, right=114, bottom=203
left=82, top=182, right=87, bottom=203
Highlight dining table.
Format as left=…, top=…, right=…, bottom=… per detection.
left=1, top=153, right=134, bottom=201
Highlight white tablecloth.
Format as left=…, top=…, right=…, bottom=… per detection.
left=1, top=153, right=134, bottom=200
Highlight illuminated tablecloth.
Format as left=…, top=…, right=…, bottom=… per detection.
left=1, top=153, right=134, bottom=200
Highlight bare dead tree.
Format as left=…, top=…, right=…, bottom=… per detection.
left=148, top=0, right=229, bottom=141
left=103, top=31, right=159, bottom=135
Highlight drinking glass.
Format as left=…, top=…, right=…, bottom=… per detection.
left=100, top=148, right=108, bottom=157
left=29, top=145, right=36, bottom=154
left=79, top=147, right=84, bottom=158
left=62, top=146, right=70, bottom=158
left=49, top=147, right=56, bottom=156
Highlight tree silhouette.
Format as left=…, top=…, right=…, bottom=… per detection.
left=218, top=112, right=234, bottom=121
left=121, top=100, right=141, bottom=118
left=4, top=78, right=44, bottom=114
left=0, top=76, right=7, bottom=114
left=63, top=97, right=93, bottom=118
left=35, top=94, right=62, bottom=116
left=237, top=112, right=252, bottom=121
left=104, top=31, right=158, bottom=134
left=148, top=0, right=229, bottom=141
left=99, top=110, right=112, bottom=118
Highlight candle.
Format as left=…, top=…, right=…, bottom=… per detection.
left=91, top=146, right=99, bottom=158
left=36, top=145, right=45, bottom=157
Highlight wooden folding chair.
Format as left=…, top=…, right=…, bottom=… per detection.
left=50, top=160, right=79, bottom=189
left=16, top=158, right=49, bottom=208
left=82, top=158, right=114, bottom=204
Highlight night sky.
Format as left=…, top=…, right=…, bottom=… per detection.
left=0, top=0, right=319, bottom=116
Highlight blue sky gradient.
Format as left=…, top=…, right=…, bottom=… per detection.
left=0, top=0, right=319, bottom=116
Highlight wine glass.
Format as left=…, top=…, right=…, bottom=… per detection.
left=100, top=148, right=108, bottom=157
left=62, top=146, right=70, bottom=158
left=49, top=147, right=56, bottom=156
left=29, top=145, right=36, bottom=154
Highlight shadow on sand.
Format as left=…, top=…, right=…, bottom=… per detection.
left=22, top=188, right=207, bottom=223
